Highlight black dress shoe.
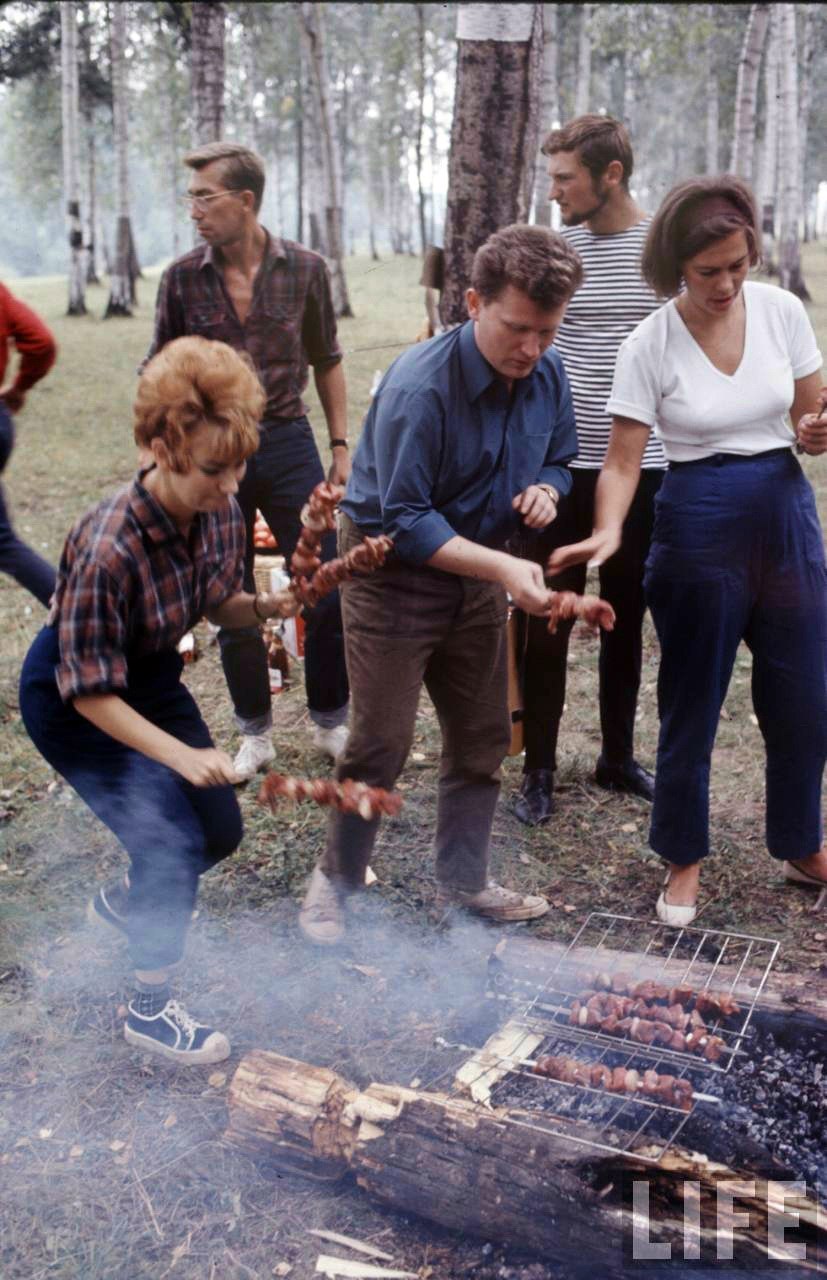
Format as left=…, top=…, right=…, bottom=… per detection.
left=594, top=757, right=655, bottom=801
left=512, top=768, right=555, bottom=826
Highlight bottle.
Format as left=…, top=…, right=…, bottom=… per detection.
left=267, top=631, right=290, bottom=694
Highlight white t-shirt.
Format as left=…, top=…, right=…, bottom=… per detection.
left=557, top=221, right=666, bottom=470
left=607, top=280, right=823, bottom=462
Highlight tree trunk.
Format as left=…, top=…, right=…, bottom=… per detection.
left=60, top=1, right=86, bottom=316
left=621, top=5, right=638, bottom=135
left=532, top=3, right=559, bottom=227
left=83, top=109, right=100, bottom=285
left=756, top=5, right=780, bottom=263
left=704, top=5, right=719, bottom=173
left=299, top=2, right=353, bottom=318
left=106, top=0, right=135, bottom=317
left=730, top=2, right=770, bottom=180
left=776, top=3, right=808, bottom=298
left=225, top=1048, right=827, bottom=1273
left=440, top=4, right=542, bottom=327
left=414, top=3, right=428, bottom=255
left=797, top=3, right=814, bottom=241
left=190, top=0, right=225, bottom=145
left=574, top=3, right=592, bottom=116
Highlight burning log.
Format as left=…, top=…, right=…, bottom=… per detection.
left=225, top=1050, right=827, bottom=1274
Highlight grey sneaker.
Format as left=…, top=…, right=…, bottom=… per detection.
left=233, top=733, right=275, bottom=781
left=435, top=880, right=549, bottom=922
left=298, top=867, right=345, bottom=945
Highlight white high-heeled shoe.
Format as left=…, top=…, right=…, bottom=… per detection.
left=656, top=868, right=697, bottom=926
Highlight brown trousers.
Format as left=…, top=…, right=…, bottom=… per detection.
left=320, top=515, right=511, bottom=892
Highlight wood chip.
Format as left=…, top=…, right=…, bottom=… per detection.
left=109, top=1139, right=126, bottom=1152
left=272, top=1266, right=293, bottom=1277
left=207, top=1072, right=227, bottom=1088
left=69, top=1145, right=84, bottom=1158
left=315, top=1258, right=417, bottom=1279
left=307, top=1230, right=394, bottom=1261
left=162, top=1112, right=177, bottom=1129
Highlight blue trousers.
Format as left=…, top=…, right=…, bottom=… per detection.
left=0, top=403, right=56, bottom=607
left=218, top=415, right=349, bottom=731
left=645, top=449, right=827, bottom=866
left=19, top=627, right=243, bottom=969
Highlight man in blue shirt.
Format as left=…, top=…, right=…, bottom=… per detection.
left=299, top=225, right=584, bottom=944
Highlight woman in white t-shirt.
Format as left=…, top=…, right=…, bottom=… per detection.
left=548, top=175, right=827, bottom=925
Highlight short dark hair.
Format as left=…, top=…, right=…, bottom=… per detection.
left=642, top=175, right=762, bottom=297
left=183, top=141, right=266, bottom=214
left=471, top=224, right=583, bottom=310
left=541, top=114, right=634, bottom=189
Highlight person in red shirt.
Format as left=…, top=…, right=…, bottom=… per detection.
left=0, top=282, right=58, bottom=606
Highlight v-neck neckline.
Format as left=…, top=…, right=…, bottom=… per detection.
left=673, top=289, right=748, bottom=381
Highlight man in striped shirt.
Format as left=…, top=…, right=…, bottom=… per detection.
left=512, top=116, right=666, bottom=826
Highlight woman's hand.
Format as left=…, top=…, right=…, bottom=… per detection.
left=547, top=528, right=622, bottom=574
left=178, top=746, right=240, bottom=787
left=797, top=388, right=827, bottom=456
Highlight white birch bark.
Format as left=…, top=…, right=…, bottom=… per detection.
left=705, top=5, right=719, bottom=173
left=797, top=2, right=813, bottom=240
left=574, top=4, right=592, bottom=116
left=776, top=3, right=807, bottom=296
left=532, top=3, right=559, bottom=227
left=106, top=0, right=134, bottom=316
left=299, top=2, right=352, bottom=317
left=60, top=1, right=86, bottom=315
left=730, top=2, right=770, bottom=180
left=756, top=6, right=780, bottom=254
left=190, top=1, right=225, bottom=145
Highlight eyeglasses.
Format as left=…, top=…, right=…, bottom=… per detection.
left=180, top=189, right=239, bottom=212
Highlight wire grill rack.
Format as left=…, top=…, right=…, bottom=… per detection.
left=440, top=913, right=780, bottom=1165
left=489, top=912, right=780, bottom=1074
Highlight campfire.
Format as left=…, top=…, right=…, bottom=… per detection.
left=224, top=914, right=827, bottom=1273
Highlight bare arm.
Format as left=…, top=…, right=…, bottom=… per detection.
left=73, top=693, right=239, bottom=787
left=547, top=417, right=651, bottom=572
left=314, top=360, right=350, bottom=485
left=206, top=586, right=300, bottom=630
left=792, top=371, right=827, bottom=455
left=427, top=537, right=554, bottom=615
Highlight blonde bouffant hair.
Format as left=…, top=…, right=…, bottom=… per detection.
left=134, top=336, right=264, bottom=472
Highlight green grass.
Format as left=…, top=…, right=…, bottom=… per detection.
left=0, top=247, right=826, bottom=1280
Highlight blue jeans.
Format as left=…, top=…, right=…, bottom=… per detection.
left=0, top=403, right=56, bottom=607
left=645, top=449, right=827, bottom=866
left=218, top=416, right=349, bottom=732
left=19, top=627, right=243, bottom=969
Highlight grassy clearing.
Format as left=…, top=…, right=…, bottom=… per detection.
left=1, top=247, right=826, bottom=1279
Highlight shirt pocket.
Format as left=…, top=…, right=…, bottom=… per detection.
left=250, top=305, right=300, bottom=362
left=189, top=306, right=228, bottom=336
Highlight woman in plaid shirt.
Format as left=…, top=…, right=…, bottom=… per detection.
left=19, top=337, right=297, bottom=1065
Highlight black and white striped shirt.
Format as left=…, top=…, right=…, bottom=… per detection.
left=557, top=220, right=666, bottom=470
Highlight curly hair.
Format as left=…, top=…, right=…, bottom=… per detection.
left=642, top=175, right=762, bottom=298
left=134, top=337, right=264, bottom=473
left=471, top=224, right=583, bottom=310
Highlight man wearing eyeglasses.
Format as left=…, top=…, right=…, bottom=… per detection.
left=144, top=141, right=350, bottom=780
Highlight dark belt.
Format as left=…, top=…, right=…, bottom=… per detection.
left=669, top=446, right=792, bottom=470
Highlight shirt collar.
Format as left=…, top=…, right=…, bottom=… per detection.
left=459, top=319, right=496, bottom=402
left=131, top=468, right=197, bottom=546
left=197, top=226, right=286, bottom=273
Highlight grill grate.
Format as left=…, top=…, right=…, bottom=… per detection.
left=441, top=913, right=780, bottom=1165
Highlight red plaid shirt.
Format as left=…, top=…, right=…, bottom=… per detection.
left=48, top=471, right=245, bottom=701
left=145, top=231, right=342, bottom=422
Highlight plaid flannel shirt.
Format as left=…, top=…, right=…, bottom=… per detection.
left=144, top=231, right=342, bottom=422
left=49, top=472, right=245, bottom=702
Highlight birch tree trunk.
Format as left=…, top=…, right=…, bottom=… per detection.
left=797, top=3, right=814, bottom=241
left=190, top=0, right=225, bottom=145
left=730, top=2, right=770, bottom=180
left=621, top=5, right=638, bottom=134
left=704, top=6, right=719, bottom=173
left=532, top=4, right=559, bottom=227
left=299, top=2, right=353, bottom=317
left=414, top=3, right=428, bottom=254
left=440, top=4, right=542, bottom=327
left=106, top=0, right=137, bottom=317
left=776, top=3, right=808, bottom=298
left=756, top=5, right=780, bottom=260
left=83, top=110, right=100, bottom=285
left=574, top=3, right=592, bottom=116
left=60, top=1, right=86, bottom=316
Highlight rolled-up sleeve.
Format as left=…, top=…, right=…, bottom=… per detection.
left=55, top=559, right=129, bottom=702
left=373, top=388, right=457, bottom=564
left=302, top=262, right=342, bottom=370
left=141, top=266, right=185, bottom=371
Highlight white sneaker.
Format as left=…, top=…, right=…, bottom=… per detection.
left=232, top=733, right=275, bottom=781
left=311, top=723, right=348, bottom=761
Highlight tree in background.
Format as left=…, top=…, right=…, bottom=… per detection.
left=532, top=4, right=559, bottom=227
left=105, top=0, right=139, bottom=316
left=190, top=0, right=225, bottom=144
left=776, top=2, right=807, bottom=298
left=440, top=3, right=542, bottom=327
left=730, top=3, right=770, bottom=181
left=60, top=0, right=86, bottom=315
